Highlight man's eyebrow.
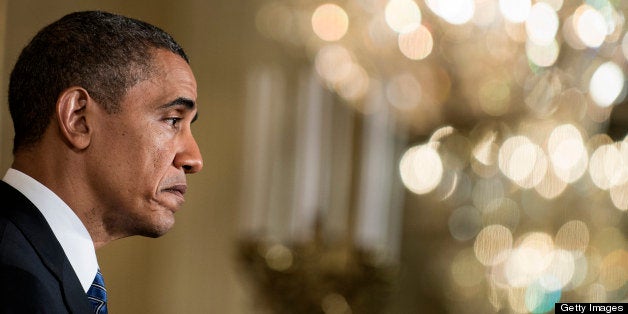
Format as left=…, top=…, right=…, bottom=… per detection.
left=160, top=97, right=199, bottom=123
left=161, top=97, right=196, bottom=110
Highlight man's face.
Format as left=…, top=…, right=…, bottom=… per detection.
left=88, top=49, right=203, bottom=238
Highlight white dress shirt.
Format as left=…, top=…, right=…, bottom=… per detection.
left=2, top=168, right=98, bottom=292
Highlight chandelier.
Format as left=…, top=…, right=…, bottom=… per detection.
left=243, top=0, right=628, bottom=313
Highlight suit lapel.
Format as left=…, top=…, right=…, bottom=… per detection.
left=0, top=181, right=92, bottom=313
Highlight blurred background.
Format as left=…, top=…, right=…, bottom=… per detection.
left=2, top=0, right=628, bottom=313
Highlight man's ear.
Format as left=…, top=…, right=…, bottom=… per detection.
left=56, top=87, right=93, bottom=150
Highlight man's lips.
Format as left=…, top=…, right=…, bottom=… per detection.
left=163, top=184, right=188, bottom=200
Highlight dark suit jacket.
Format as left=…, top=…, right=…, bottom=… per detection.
left=0, top=180, right=92, bottom=313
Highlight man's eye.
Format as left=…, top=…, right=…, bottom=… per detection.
left=166, top=118, right=181, bottom=127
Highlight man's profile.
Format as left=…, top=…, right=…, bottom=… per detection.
left=0, top=11, right=203, bottom=312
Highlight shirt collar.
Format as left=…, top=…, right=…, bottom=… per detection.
left=2, top=168, right=98, bottom=292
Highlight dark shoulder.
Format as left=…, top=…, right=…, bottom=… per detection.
left=0, top=216, right=39, bottom=262
left=0, top=220, right=68, bottom=313
left=0, top=264, right=62, bottom=313
left=0, top=180, right=18, bottom=199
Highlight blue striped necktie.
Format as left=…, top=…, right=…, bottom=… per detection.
left=87, top=269, right=108, bottom=314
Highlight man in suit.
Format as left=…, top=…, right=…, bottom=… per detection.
left=0, top=11, right=203, bottom=312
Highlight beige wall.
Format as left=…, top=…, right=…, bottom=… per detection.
left=1, top=1, right=255, bottom=313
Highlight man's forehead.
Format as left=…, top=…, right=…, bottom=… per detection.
left=135, top=50, right=197, bottom=107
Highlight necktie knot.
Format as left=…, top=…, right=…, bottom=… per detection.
left=87, top=270, right=108, bottom=314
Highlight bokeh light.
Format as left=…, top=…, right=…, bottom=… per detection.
left=508, top=287, right=529, bottom=313
left=478, top=78, right=511, bottom=116
left=385, top=0, right=421, bottom=33
left=525, top=280, right=561, bottom=313
left=547, top=124, right=588, bottom=183
left=386, top=73, right=421, bottom=109
left=499, top=136, right=534, bottom=182
left=426, top=0, right=475, bottom=25
left=589, top=61, right=625, bottom=108
left=562, top=15, right=587, bottom=50
left=599, top=250, right=628, bottom=291
left=589, top=144, right=627, bottom=190
left=534, top=168, right=567, bottom=199
left=499, top=0, right=531, bottom=23
left=574, top=5, right=607, bottom=48
left=541, top=249, right=575, bottom=291
left=472, top=178, right=504, bottom=212
left=336, top=63, right=370, bottom=102
left=265, top=244, right=294, bottom=271
left=399, top=144, right=443, bottom=194
left=397, top=25, right=433, bottom=60
left=473, top=0, right=498, bottom=27
left=312, top=3, right=350, bottom=42
left=525, top=2, right=558, bottom=46
left=539, top=0, right=563, bottom=11
left=610, top=181, right=628, bottom=211
left=435, top=127, right=471, bottom=171
left=482, top=197, right=520, bottom=231
left=555, top=220, right=589, bottom=257
left=315, top=44, right=354, bottom=85
left=499, top=136, right=547, bottom=188
left=474, top=224, right=513, bottom=266
left=471, top=129, right=499, bottom=166
left=449, top=205, right=482, bottom=241
left=622, top=32, right=628, bottom=61
left=429, top=125, right=456, bottom=143
left=525, top=40, right=559, bottom=67
left=504, top=232, right=554, bottom=288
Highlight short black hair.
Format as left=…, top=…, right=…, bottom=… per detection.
left=8, top=10, right=189, bottom=153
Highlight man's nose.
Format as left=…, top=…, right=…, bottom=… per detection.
left=175, top=132, right=203, bottom=174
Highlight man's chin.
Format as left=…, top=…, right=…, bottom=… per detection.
left=103, top=205, right=176, bottom=240
left=136, top=213, right=176, bottom=238
left=139, top=223, right=174, bottom=238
